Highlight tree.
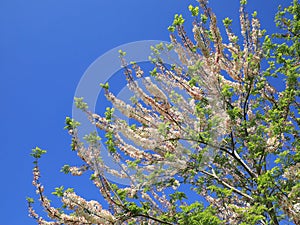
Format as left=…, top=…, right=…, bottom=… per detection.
left=27, top=0, right=300, bottom=224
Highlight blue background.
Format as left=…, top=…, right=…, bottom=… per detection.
left=0, top=1, right=289, bottom=224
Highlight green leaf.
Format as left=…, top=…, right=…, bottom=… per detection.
left=189, top=78, right=197, bottom=87
left=26, top=197, right=34, bottom=204
left=30, top=147, right=47, bottom=159
left=118, top=49, right=126, bottom=57
left=130, top=124, right=137, bottom=131
left=200, top=14, right=208, bottom=23
left=170, top=191, right=187, bottom=203
left=240, top=0, right=247, bottom=5
left=168, top=25, right=175, bottom=33
left=223, top=17, right=233, bottom=28
left=83, top=131, right=101, bottom=145
left=60, top=165, right=70, bottom=174
left=155, top=42, right=164, bottom=50
left=105, top=107, right=115, bottom=121
left=173, top=14, right=185, bottom=26
left=100, top=82, right=110, bottom=90
left=52, top=186, right=65, bottom=197
left=188, top=5, right=199, bottom=17
left=166, top=43, right=174, bottom=51
left=64, top=117, right=80, bottom=130
left=90, top=174, right=97, bottom=180
left=74, top=97, right=88, bottom=110
left=150, top=67, right=158, bottom=77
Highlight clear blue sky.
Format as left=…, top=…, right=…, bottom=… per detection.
left=0, top=1, right=289, bottom=224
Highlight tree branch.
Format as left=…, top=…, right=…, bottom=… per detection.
left=199, top=168, right=254, bottom=201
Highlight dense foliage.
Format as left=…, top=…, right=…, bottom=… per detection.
left=28, top=0, right=299, bottom=224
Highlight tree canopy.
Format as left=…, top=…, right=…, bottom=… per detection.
left=28, top=0, right=299, bottom=224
